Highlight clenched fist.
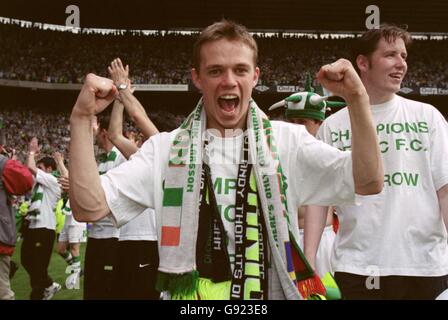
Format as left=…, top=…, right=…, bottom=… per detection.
left=316, top=59, right=368, bottom=105
left=72, top=74, right=118, bottom=117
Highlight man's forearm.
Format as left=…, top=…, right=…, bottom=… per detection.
left=56, top=159, right=69, bottom=177
left=108, top=99, right=125, bottom=141
left=119, top=88, right=142, bottom=121
left=69, top=112, right=109, bottom=222
left=315, top=59, right=383, bottom=195
left=120, top=89, right=159, bottom=139
left=108, top=99, right=139, bottom=159
left=110, top=135, right=138, bottom=160
left=304, top=205, right=329, bottom=269
left=26, top=152, right=37, bottom=175
left=349, top=95, right=384, bottom=195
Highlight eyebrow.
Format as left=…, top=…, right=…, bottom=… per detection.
left=204, top=63, right=251, bottom=70
left=205, top=64, right=222, bottom=70
left=384, top=49, right=407, bottom=55
left=234, top=63, right=251, bottom=68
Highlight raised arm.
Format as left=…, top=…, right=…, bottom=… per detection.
left=108, top=99, right=139, bottom=159
left=108, top=58, right=159, bottom=139
left=53, top=151, right=68, bottom=177
left=69, top=74, right=117, bottom=222
left=26, top=137, right=40, bottom=176
left=317, top=59, right=383, bottom=195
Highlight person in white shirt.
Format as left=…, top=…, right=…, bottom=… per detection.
left=21, top=137, right=61, bottom=300
left=53, top=152, right=87, bottom=289
left=307, top=24, right=448, bottom=299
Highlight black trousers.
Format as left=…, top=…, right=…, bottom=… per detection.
left=335, top=272, right=448, bottom=300
left=21, top=228, right=55, bottom=300
left=83, top=237, right=118, bottom=300
left=114, top=240, right=160, bottom=299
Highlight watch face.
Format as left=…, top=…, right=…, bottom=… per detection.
left=118, top=83, right=127, bottom=90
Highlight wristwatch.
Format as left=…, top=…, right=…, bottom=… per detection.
left=116, top=83, right=128, bottom=91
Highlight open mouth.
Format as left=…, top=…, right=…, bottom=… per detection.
left=218, top=94, right=240, bottom=113
left=389, top=73, right=403, bottom=80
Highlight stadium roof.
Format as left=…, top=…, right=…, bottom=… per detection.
left=1, top=0, right=447, bottom=33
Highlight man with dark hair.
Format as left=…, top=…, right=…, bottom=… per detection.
left=308, top=24, right=448, bottom=299
left=69, top=20, right=383, bottom=300
left=350, top=24, right=412, bottom=75
left=22, top=138, right=62, bottom=300
left=35, top=157, right=57, bottom=172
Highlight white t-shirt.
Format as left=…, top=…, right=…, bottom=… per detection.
left=27, top=169, right=61, bottom=230
left=318, top=94, right=448, bottom=276
left=119, top=208, right=157, bottom=241
left=89, top=146, right=126, bottom=239
left=101, top=120, right=357, bottom=266
left=62, top=200, right=86, bottom=227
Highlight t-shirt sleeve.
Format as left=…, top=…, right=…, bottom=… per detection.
left=290, top=126, right=356, bottom=207
left=429, top=108, right=448, bottom=190
left=101, top=137, right=157, bottom=227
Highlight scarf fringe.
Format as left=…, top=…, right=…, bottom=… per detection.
left=156, top=270, right=200, bottom=297
left=297, top=274, right=327, bottom=299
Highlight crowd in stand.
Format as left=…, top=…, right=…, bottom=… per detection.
left=0, top=23, right=447, bottom=88
left=0, top=108, right=185, bottom=163
left=0, top=22, right=446, bottom=161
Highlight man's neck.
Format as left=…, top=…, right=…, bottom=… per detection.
left=366, top=88, right=396, bottom=105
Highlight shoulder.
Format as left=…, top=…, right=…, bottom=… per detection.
left=36, top=168, right=59, bottom=186
left=139, top=129, right=180, bottom=151
left=398, top=96, right=445, bottom=121
left=323, top=107, right=350, bottom=125
left=131, top=129, right=180, bottom=165
left=271, top=120, right=308, bottom=137
left=0, top=158, right=34, bottom=195
left=271, top=120, right=295, bottom=130
left=397, top=95, right=436, bottom=112
left=36, top=168, right=53, bottom=179
left=270, top=120, right=321, bottom=153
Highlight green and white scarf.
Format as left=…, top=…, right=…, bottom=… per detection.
left=28, top=170, right=60, bottom=219
left=156, top=99, right=324, bottom=300
left=27, top=183, right=43, bottom=218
